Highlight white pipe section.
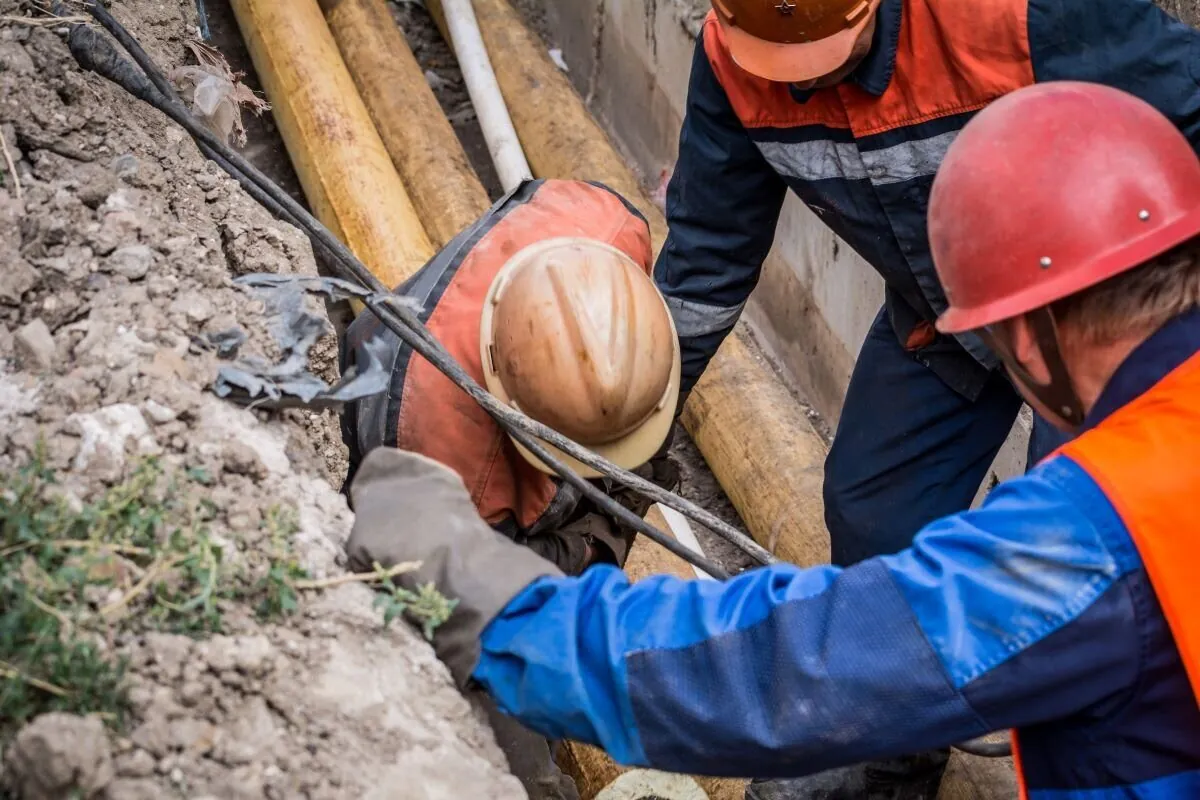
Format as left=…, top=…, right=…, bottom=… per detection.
left=657, top=504, right=716, bottom=581
left=441, top=0, right=533, bottom=191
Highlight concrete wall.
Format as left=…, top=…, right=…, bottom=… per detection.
left=537, top=0, right=1193, bottom=492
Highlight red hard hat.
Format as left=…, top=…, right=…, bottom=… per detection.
left=930, top=82, right=1200, bottom=334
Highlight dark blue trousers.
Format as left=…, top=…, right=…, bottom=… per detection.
left=823, top=308, right=1067, bottom=568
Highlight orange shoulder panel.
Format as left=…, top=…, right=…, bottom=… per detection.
left=845, top=0, right=1035, bottom=136
left=1059, top=353, right=1200, bottom=703
left=397, top=180, right=653, bottom=529
left=701, top=0, right=1034, bottom=137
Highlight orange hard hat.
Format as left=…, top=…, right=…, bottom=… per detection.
left=710, top=0, right=879, bottom=83
left=480, top=237, right=681, bottom=478
left=930, top=81, right=1200, bottom=335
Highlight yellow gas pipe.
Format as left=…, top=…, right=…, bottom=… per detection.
left=228, top=0, right=434, bottom=289
left=321, top=0, right=492, bottom=246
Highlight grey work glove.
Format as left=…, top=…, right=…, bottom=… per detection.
left=346, top=448, right=563, bottom=686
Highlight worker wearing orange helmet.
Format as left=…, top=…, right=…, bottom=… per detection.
left=344, top=83, right=1200, bottom=800
left=340, top=178, right=681, bottom=800
left=652, top=1, right=1200, bottom=792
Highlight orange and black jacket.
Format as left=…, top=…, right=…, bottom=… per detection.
left=340, top=179, right=654, bottom=540
left=658, top=0, right=1200, bottom=399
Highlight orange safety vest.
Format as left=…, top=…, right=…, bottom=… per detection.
left=1012, top=352, right=1200, bottom=797
left=345, top=179, right=653, bottom=532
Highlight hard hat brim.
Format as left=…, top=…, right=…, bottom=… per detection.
left=480, top=237, right=683, bottom=479
left=935, top=205, right=1200, bottom=334
left=717, top=2, right=876, bottom=84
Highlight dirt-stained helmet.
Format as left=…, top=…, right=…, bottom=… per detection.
left=930, top=82, right=1200, bottom=335
left=480, top=237, right=681, bottom=478
left=710, top=0, right=880, bottom=83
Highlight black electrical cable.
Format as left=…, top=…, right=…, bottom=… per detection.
left=68, top=6, right=741, bottom=579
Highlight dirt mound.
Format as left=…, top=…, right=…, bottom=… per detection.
left=0, top=2, right=523, bottom=797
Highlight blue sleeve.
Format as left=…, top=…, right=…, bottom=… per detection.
left=472, top=456, right=1144, bottom=778
left=1029, top=0, right=1200, bottom=149
left=656, top=37, right=788, bottom=391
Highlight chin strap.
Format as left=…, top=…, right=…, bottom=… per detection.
left=976, top=308, right=1086, bottom=428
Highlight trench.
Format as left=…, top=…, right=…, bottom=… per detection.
left=181, top=1, right=1017, bottom=798
left=199, top=0, right=758, bottom=574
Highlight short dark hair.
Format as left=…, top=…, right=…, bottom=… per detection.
left=1052, top=235, right=1200, bottom=345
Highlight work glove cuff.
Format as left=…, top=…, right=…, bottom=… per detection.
left=346, top=448, right=562, bottom=686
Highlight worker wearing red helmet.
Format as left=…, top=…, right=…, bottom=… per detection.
left=344, top=83, right=1200, bottom=800
left=651, top=1, right=1200, bottom=792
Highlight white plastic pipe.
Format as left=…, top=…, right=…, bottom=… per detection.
left=441, top=0, right=532, bottom=191
left=657, top=504, right=716, bottom=581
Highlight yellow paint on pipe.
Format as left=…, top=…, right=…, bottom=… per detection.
left=424, top=0, right=667, bottom=249
left=229, top=0, right=433, bottom=289
left=426, top=0, right=831, bottom=567
left=323, top=0, right=492, bottom=248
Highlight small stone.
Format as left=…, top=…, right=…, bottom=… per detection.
left=86, top=272, right=111, bottom=292
left=0, top=254, right=38, bottom=304
left=200, top=637, right=237, bottom=673
left=14, top=318, right=56, bottom=371
left=143, top=399, right=177, bottom=424
left=179, top=680, right=207, bottom=707
left=2, top=712, right=115, bottom=799
left=144, top=633, right=192, bottom=681
left=232, top=635, right=275, bottom=675
left=167, top=717, right=216, bottom=755
left=169, top=767, right=184, bottom=785
left=76, top=163, right=120, bottom=209
left=115, top=749, right=156, bottom=778
left=107, top=244, right=154, bottom=280
left=223, top=442, right=268, bottom=481
left=110, top=153, right=139, bottom=178
left=168, top=291, right=214, bottom=323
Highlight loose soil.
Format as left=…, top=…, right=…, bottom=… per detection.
left=0, top=2, right=523, bottom=797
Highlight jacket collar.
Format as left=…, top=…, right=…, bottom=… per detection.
left=1082, top=309, right=1200, bottom=431
left=788, top=0, right=903, bottom=104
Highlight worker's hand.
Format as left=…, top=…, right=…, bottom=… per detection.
left=346, top=448, right=562, bottom=685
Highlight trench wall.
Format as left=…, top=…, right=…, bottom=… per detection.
left=539, top=0, right=1200, bottom=493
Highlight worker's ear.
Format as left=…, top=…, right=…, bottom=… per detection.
left=1001, top=314, right=1053, bottom=388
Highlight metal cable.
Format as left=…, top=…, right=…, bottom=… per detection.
left=70, top=5, right=752, bottom=578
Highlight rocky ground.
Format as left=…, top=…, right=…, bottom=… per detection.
left=0, top=2, right=523, bottom=797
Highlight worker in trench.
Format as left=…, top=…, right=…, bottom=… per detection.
left=338, top=177, right=682, bottom=800
left=343, top=83, right=1200, bottom=799
left=645, top=0, right=1200, bottom=794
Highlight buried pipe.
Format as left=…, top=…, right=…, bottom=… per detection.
left=227, top=0, right=433, bottom=289
left=322, top=0, right=492, bottom=246
left=426, top=0, right=831, bottom=569
left=440, top=0, right=532, bottom=191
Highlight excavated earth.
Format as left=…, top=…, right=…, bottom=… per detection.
left=0, top=1, right=524, bottom=797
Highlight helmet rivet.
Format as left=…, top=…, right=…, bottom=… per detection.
left=1039, top=256, right=1052, bottom=269
left=1138, top=209, right=1151, bottom=221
